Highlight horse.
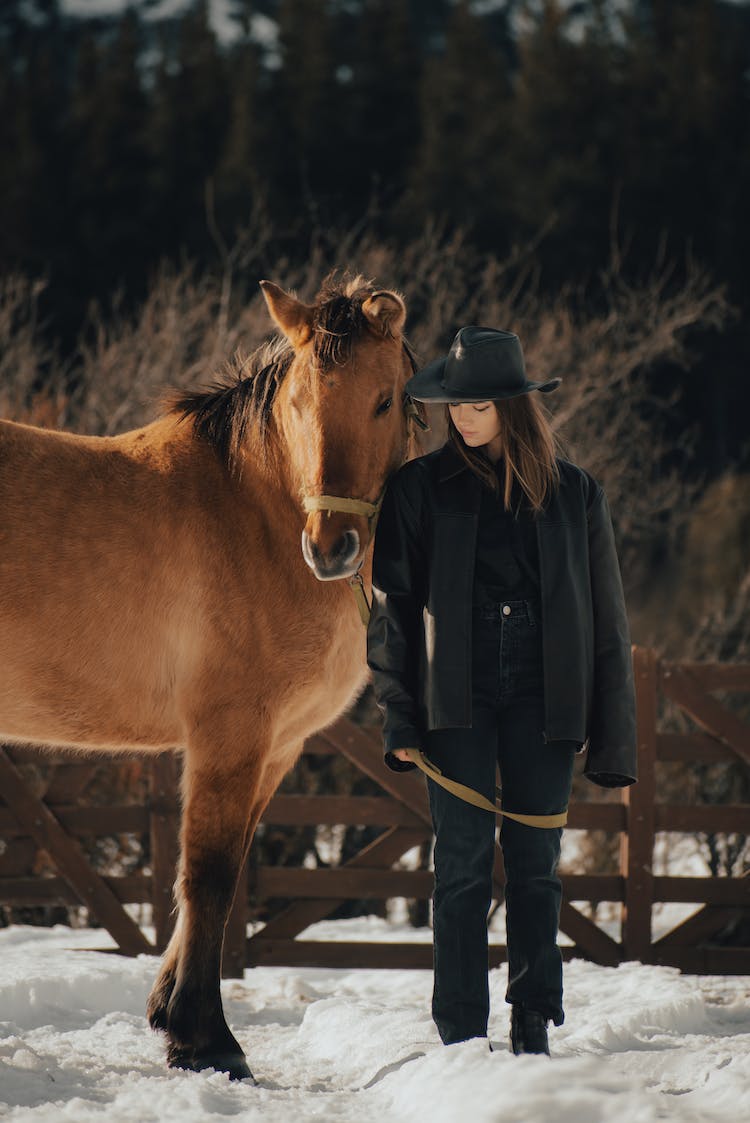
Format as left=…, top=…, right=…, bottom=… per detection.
left=0, top=273, right=425, bottom=1081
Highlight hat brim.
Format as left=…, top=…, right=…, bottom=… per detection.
left=405, top=358, right=562, bottom=403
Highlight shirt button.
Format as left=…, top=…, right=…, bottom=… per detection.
left=502, top=604, right=512, bottom=616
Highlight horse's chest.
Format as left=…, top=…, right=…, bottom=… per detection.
left=274, top=587, right=368, bottom=747
left=316, top=596, right=367, bottom=690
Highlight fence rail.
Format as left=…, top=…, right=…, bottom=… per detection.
left=1, top=646, right=748, bottom=974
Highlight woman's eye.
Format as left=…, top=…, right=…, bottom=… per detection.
left=474, top=406, right=490, bottom=412
left=375, top=397, right=393, bottom=416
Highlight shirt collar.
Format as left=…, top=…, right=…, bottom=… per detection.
left=437, top=440, right=469, bottom=482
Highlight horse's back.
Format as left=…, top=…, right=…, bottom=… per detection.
left=0, top=417, right=200, bottom=749
left=0, top=417, right=178, bottom=590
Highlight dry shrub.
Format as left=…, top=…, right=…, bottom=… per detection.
left=674, top=474, right=750, bottom=642
left=666, top=560, right=750, bottom=877
left=615, top=475, right=750, bottom=944
left=0, top=275, right=70, bottom=429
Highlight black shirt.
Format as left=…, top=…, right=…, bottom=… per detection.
left=472, top=462, right=540, bottom=604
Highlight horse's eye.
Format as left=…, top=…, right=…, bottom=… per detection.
left=375, top=397, right=393, bottom=416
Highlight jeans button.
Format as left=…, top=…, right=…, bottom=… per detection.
left=502, top=604, right=511, bottom=616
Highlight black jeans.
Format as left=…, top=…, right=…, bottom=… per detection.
left=424, top=596, right=577, bottom=1044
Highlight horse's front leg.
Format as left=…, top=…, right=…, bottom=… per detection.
left=150, top=743, right=265, bottom=1081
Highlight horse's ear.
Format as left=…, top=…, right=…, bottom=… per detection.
left=259, top=280, right=314, bottom=348
left=362, top=290, right=406, bottom=338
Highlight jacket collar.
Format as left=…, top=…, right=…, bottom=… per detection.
left=436, top=439, right=562, bottom=525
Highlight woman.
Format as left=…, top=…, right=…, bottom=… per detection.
left=366, top=326, right=637, bottom=1055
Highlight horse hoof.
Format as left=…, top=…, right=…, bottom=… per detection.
left=197, top=1053, right=256, bottom=1083
left=168, top=1048, right=256, bottom=1083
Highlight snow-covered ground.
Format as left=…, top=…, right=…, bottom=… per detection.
left=1, top=920, right=749, bottom=1122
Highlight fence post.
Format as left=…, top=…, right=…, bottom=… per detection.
left=149, top=753, right=181, bottom=952
left=620, top=645, right=657, bottom=961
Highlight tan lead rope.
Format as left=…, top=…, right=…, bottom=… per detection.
left=347, top=572, right=372, bottom=627
left=402, top=747, right=568, bottom=829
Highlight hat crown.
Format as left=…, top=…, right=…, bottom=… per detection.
left=454, top=326, right=518, bottom=353
left=404, top=324, right=562, bottom=402
left=444, top=326, right=526, bottom=396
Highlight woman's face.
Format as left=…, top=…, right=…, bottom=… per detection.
left=447, top=401, right=501, bottom=449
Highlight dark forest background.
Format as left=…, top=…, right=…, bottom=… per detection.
left=2, top=0, right=749, bottom=474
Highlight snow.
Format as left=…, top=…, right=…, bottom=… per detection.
left=57, top=0, right=279, bottom=50
left=1, top=921, right=749, bottom=1122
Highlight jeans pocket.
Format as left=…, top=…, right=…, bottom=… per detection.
left=524, top=600, right=540, bottom=628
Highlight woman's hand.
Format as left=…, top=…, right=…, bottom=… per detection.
left=385, top=747, right=418, bottom=773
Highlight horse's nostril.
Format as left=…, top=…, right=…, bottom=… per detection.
left=308, top=538, right=322, bottom=563
left=332, top=531, right=357, bottom=562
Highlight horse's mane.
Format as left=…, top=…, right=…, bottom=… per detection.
left=171, top=273, right=393, bottom=474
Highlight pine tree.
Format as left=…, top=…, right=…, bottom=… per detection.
left=150, top=1, right=230, bottom=258
left=216, top=37, right=265, bottom=224
left=346, top=0, right=421, bottom=214
left=2, top=2, right=72, bottom=328
left=510, top=0, right=621, bottom=281
left=67, top=13, right=153, bottom=300
left=403, top=0, right=514, bottom=249
left=268, top=0, right=344, bottom=226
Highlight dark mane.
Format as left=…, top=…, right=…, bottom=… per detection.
left=171, top=273, right=388, bottom=474
left=171, top=336, right=293, bottom=474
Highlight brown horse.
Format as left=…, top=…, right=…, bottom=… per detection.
left=0, top=274, right=424, bottom=1081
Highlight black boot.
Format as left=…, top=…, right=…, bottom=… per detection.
left=509, top=1005, right=550, bottom=1056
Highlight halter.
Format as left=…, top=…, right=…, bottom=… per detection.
left=301, top=492, right=383, bottom=535
left=301, top=392, right=428, bottom=625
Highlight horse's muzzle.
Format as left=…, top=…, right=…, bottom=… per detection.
left=301, top=528, right=361, bottom=580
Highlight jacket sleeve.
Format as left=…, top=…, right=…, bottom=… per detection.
left=584, top=485, right=638, bottom=788
left=366, top=466, right=427, bottom=773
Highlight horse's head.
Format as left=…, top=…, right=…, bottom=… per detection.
left=260, top=275, right=421, bottom=581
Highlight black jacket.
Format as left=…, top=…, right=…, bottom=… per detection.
left=366, top=441, right=637, bottom=788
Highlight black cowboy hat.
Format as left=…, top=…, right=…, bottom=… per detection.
left=405, top=326, right=562, bottom=403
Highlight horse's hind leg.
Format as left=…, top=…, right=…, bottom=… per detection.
left=152, top=740, right=267, bottom=1081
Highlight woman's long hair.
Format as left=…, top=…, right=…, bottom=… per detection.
left=446, top=391, right=563, bottom=513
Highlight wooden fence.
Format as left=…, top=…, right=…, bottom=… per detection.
left=1, top=646, right=748, bottom=975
